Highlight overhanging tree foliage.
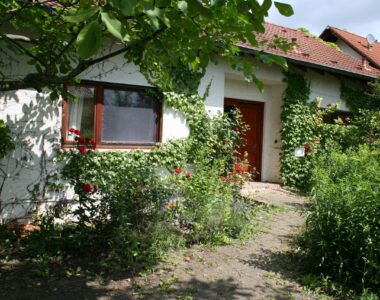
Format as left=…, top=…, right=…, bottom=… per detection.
left=0, top=0, right=293, bottom=95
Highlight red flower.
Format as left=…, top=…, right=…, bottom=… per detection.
left=79, top=146, right=86, bottom=155
left=236, top=165, right=243, bottom=173
left=89, top=139, right=96, bottom=149
left=175, top=168, right=181, bottom=174
left=77, top=137, right=86, bottom=144
left=69, top=127, right=76, bottom=133
left=82, top=183, right=91, bottom=193
left=93, top=184, right=98, bottom=193
left=305, top=143, right=311, bottom=154
left=223, top=141, right=229, bottom=145
left=74, top=129, right=81, bottom=135
left=186, top=172, right=191, bottom=178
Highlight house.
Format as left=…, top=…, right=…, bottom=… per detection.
left=320, top=26, right=380, bottom=70
left=1, top=23, right=379, bottom=222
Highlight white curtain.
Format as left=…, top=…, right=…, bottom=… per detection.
left=67, top=86, right=94, bottom=139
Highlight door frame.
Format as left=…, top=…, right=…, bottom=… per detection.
left=224, top=98, right=264, bottom=180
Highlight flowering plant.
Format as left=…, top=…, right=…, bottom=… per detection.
left=68, top=127, right=96, bottom=155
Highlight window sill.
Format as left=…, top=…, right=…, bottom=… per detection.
left=62, top=144, right=157, bottom=150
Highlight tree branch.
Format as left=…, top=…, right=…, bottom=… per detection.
left=0, top=33, right=46, bottom=67
left=2, top=0, right=32, bottom=26
left=2, top=34, right=38, bottom=43
left=0, top=26, right=168, bottom=92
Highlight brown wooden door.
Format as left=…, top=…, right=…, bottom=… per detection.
left=224, top=98, right=264, bottom=181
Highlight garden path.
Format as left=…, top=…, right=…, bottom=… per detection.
left=2, top=183, right=320, bottom=300
left=97, top=182, right=318, bottom=299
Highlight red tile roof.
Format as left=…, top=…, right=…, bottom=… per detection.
left=321, top=26, right=380, bottom=70
left=237, top=23, right=380, bottom=79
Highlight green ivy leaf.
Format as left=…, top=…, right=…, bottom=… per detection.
left=76, top=21, right=102, bottom=59
left=64, top=6, right=99, bottom=23
left=274, top=2, right=294, bottom=16
left=101, top=11, right=126, bottom=40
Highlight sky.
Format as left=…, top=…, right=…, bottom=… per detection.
left=266, top=0, right=380, bottom=40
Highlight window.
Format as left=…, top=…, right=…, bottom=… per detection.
left=322, top=109, right=353, bottom=124
left=62, top=82, right=162, bottom=148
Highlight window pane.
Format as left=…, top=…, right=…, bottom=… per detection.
left=67, top=86, right=95, bottom=140
left=102, top=89, right=158, bottom=144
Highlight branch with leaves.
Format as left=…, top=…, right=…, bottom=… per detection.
left=0, top=0, right=294, bottom=95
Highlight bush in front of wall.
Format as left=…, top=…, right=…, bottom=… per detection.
left=29, top=92, right=254, bottom=269
left=300, top=146, right=380, bottom=293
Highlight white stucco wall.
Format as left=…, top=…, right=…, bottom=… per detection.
left=0, top=51, right=355, bottom=221
left=0, top=89, right=63, bottom=221
left=336, top=39, right=363, bottom=60
left=306, top=68, right=349, bottom=111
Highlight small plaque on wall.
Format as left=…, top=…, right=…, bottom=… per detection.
left=294, top=147, right=305, bottom=157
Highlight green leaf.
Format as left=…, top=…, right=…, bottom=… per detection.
left=64, top=6, right=99, bottom=23
left=267, top=54, right=288, bottom=70
left=76, top=21, right=102, bottom=59
left=156, top=0, right=171, bottom=7
left=274, top=2, right=294, bottom=17
left=261, top=0, right=272, bottom=13
left=145, top=7, right=170, bottom=28
left=178, top=1, right=188, bottom=15
left=115, top=0, right=138, bottom=16
left=210, top=0, right=225, bottom=8
left=188, top=0, right=212, bottom=18
left=101, top=11, right=126, bottom=40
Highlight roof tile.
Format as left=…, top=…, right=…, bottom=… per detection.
left=326, top=27, right=380, bottom=69
left=237, top=23, right=380, bottom=79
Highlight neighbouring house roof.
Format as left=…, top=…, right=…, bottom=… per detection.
left=237, top=23, right=380, bottom=79
left=320, top=26, right=380, bottom=70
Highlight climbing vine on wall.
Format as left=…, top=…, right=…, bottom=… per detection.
left=340, top=82, right=379, bottom=113
left=0, top=120, right=14, bottom=159
left=280, top=71, right=316, bottom=189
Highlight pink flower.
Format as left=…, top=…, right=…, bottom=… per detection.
left=175, top=168, right=181, bottom=174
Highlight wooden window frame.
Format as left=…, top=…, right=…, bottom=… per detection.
left=62, top=81, right=163, bottom=149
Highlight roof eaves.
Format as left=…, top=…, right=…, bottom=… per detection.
left=238, top=45, right=378, bottom=80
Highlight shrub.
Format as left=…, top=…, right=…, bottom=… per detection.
left=300, top=146, right=380, bottom=292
